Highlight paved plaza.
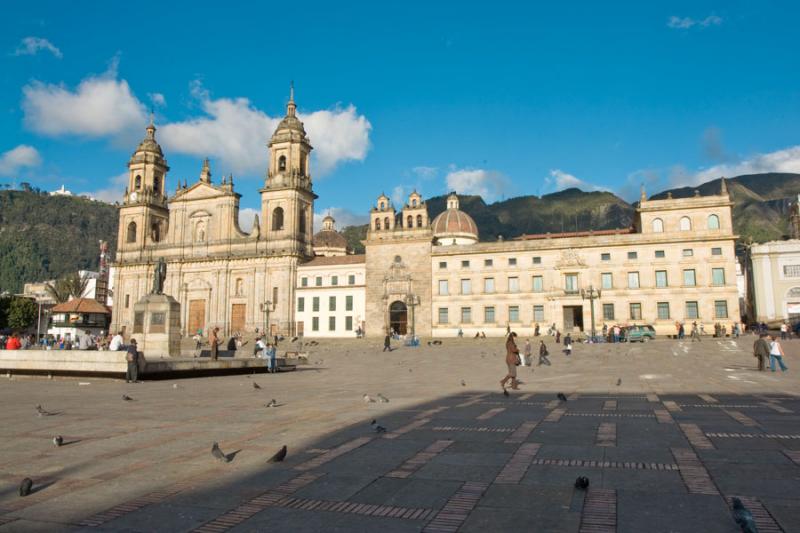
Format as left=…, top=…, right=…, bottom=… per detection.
left=0, top=336, right=798, bottom=532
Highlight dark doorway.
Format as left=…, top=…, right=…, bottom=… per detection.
left=563, top=305, right=584, bottom=332
left=389, top=301, right=408, bottom=335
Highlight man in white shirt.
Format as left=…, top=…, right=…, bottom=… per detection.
left=109, top=331, right=124, bottom=351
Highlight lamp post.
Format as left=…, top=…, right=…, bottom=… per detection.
left=581, top=285, right=602, bottom=342
left=260, top=301, right=272, bottom=338
left=405, top=294, right=420, bottom=341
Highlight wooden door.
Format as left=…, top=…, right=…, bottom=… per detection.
left=188, top=299, right=206, bottom=335
left=231, top=304, right=246, bottom=333
left=297, top=321, right=304, bottom=336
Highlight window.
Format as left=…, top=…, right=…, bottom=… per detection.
left=384, top=216, right=390, bottom=229
left=533, top=305, right=544, bottom=322
left=601, top=273, right=613, bottom=290
left=301, top=277, right=308, bottom=287
left=484, top=259, right=493, bottom=267
left=273, top=287, right=278, bottom=305
left=439, top=261, right=447, bottom=269
left=329, top=296, right=336, bottom=312
left=348, top=275, right=356, bottom=285
left=712, top=268, right=725, bottom=286
left=783, top=265, right=800, bottom=277
left=655, top=270, right=668, bottom=288
left=565, top=274, right=578, bottom=293
left=508, top=258, right=517, bottom=266
left=627, top=272, right=640, bottom=289
left=278, top=155, right=287, bottom=171
left=652, top=218, right=664, bottom=233
left=508, top=277, right=519, bottom=293
left=126, top=221, right=137, bottom=243
left=438, top=308, right=449, bottom=324
left=680, top=216, right=692, bottom=231
left=461, top=307, right=472, bottom=323
left=345, top=316, right=353, bottom=331
left=416, top=214, right=423, bottom=227
left=328, top=316, right=336, bottom=331
left=682, top=249, right=693, bottom=257
left=714, top=300, right=728, bottom=318
left=708, top=214, right=720, bottom=230
left=629, top=303, right=642, bottom=320
left=461, top=279, right=472, bottom=295
left=509, top=305, right=520, bottom=322
left=655, top=250, right=665, bottom=258
left=484, top=278, right=495, bottom=293
left=532, top=275, right=543, bottom=292
left=331, top=275, right=338, bottom=286
left=407, top=215, right=413, bottom=228
left=312, top=297, right=320, bottom=312
left=711, top=247, right=722, bottom=256
left=532, top=256, right=542, bottom=264
left=346, top=295, right=353, bottom=311
left=375, top=218, right=381, bottom=230
left=602, top=303, right=615, bottom=320
left=627, top=251, right=638, bottom=260
left=461, top=260, right=470, bottom=268
left=438, top=280, right=449, bottom=295
left=134, top=175, right=142, bottom=189
left=683, top=269, right=696, bottom=286
left=298, top=207, right=306, bottom=234
left=312, top=317, right=319, bottom=331
left=272, top=207, right=284, bottom=230
left=657, top=302, right=670, bottom=320
left=686, top=301, right=699, bottom=319
left=484, top=306, right=495, bottom=323
left=125, top=294, right=130, bottom=309
left=315, top=276, right=322, bottom=287
left=297, top=297, right=305, bottom=312
left=601, top=253, right=611, bottom=261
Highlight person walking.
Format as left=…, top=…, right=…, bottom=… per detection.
left=125, top=339, right=140, bottom=383
left=500, top=332, right=521, bottom=392
left=691, top=322, right=701, bottom=342
left=769, top=335, right=788, bottom=372
left=781, top=322, right=788, bottom=341
left=538, top=340, right=551, bottom=366
left=522, top=339, right=532, bottom=366
left=265, top=342, right=277, bottom=373
left=563, top=333, right=572, bottom=356
left=753, top=333, right=770, bottom=372
left=383, top=332, right=392, bottom=352
left=678, top=323, right=685, bottom=340
left=210, top=327, right=220, bottom=360
left=534, top=323, right=540, bottom=337
left=555, top=330, right=561, bottom=344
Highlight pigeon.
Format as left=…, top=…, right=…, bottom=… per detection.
left=122, top=394, right=133, bottom=401
left=19, top=478, right=33, bottom=497
left=461, top=380, right=466, bottom=387
left=266, top=399, right=278, bottom=408
left=371, top=419, right=387, bottom=433
left=211, top=442, right=231, bottom=463
left=53, top=436, right=63, bottom=447
left=35, top=405, right=52, bottom=417
left=377, top=393, right=390, bottom=403
left=616, top=378, right=622, bottom=386
left=252, top=382, right=262, bottom=390
left=574, top=476, right=589, bottom=490
left=557, top=393, right=568, bottom=402
left=290, top=336, right=298, bottom=343
left=363, top=394, right=376, bottom=403
left=503, top=388, right=510, bottom=397
left=731, top=497, right=758, bottom=533
left=268, top=445, right=287, bottom=463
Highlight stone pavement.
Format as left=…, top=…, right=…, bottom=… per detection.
left=0, top=336, right=798, bottom=532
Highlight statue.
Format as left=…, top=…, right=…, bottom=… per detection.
left=152, top=257, right=167, bottom=295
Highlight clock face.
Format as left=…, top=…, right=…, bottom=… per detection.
left=130, top=191, right=138, bottom=202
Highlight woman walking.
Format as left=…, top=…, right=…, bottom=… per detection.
left=538, top=340, right=551, bottom=366
left=500, top=332, right=521, bottom=392
left=769, top=335, right=789, bottom=372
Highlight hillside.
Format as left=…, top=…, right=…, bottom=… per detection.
left=0, top=191, right=118, bottom=293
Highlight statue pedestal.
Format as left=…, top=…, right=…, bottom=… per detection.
left=132, top=294, right=181, bottom=357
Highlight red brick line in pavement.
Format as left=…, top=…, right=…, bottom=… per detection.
left=385, top=440, right=454, bottom=479
left=784, top=450, right=800, bottom=466
left=762, top=402, right=794, bottom=414
left=662, top=401, right=682, bottom=412
left=545, top=399, right=561, bottom=409
left=646, top=393, right=660, bottom=403
left=414, top=406, right=450, bottom=420
left=678, top=423, right=716, bottom=450
left=421, top=481, right=489, bottom=533
left=544, top=408, right=566, bottom=422
left=653, top=408, right=675, bottom=424
left=698, top=394, right=719, bottom=403
left=725, top=496, right=785, bottom=533
left=568, top=393, right=581, bottom=400
left=493, top=443, right=541, bottom=484
left=531, top=458, right=678, bottom=471
left=705, top=432, right=800, bottom=439
left=269, top=497, right=437, bottom=522
left=455, top=393, right=490, bottom=408
left=294, top=436, right=374, bottom=471
left=596, top=422, right=616, bottom=447
left=431, top=426, right=514, bottom=433
left=191, top=472, right=323, bottom=533
left=671, top=448, right=720, bottom=496
left=476, top=407, right=505, bottom=420
left=602, top=400, right=617, bottom=411
left=724, top=410, right=760, bottom=427
left=505, top=420, right=539, bottom=444
left=384, top=418, right=430, bottom=440
left=579, top=488, right=617, bottom=533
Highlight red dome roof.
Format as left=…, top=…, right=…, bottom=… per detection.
left=431, top=208, right=478, bottom=240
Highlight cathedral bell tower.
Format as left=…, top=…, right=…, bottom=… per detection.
left=117, top=117, right=170, bottom=253
left=260, top=85, right=317, bottom=257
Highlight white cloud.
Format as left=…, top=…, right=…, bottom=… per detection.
left=13, top=37, right=62, bottom=58
left=0, top=145, right=42, bottom=176
left=160, top=83, right=371, bottom=176
left=238, top=207, right=259, bottom=233
left=79, top=172, right=128, bottom=203
left=445, top=167, right=509, bottom=202
left=391, top=185, right=406, bottom=207
left=22, top=68, right=147, bottom=138
left=543, top=169, right=608, bottom=194
left=667, top=15, right=722, bottom=29
left=148, top=92, right=166, bottom=107
left=412, top=166, right=438, bottom=179
left=313, top=207, right=367, bottom=229
left=691, top=145, right=800, bottom=185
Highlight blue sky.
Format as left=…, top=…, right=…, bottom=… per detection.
left=2, top=1, right=799, bottom=228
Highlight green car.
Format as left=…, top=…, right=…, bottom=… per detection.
left=625, top=325, right=656, bottom=342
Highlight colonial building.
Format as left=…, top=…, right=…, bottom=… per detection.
left=295, top=255, right=366, bottom=337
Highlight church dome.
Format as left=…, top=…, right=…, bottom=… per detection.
left=134, top=121, right=164, bottom=157
left=431, top=194, right=479, bottom=245
left=312, top=215, right=349, bottom=256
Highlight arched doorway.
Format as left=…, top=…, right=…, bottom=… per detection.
left=389, top=300, right=408, bottom=335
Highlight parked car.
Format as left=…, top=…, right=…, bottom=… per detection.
left=624, top=325, right=656, bottom=342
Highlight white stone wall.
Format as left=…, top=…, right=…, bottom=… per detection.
left=295, top=263, right=366, bottom=337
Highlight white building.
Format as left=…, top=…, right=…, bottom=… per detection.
left=295, top=255, right=366, bottom=337
left=49, top=184, right=73, bottom=196
left=749, top=239, right=800, bottom=324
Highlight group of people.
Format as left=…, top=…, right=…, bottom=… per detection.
left=753, top=334, right=789, bottom=372
left=501, top=332, right=573, bottom=392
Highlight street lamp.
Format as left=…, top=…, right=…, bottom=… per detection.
left=581, top=285, right=602, bottom=342
left=405, top=293, right=420, bottom=344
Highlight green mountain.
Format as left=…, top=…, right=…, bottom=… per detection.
left=0, top=191, right=118, bottom=294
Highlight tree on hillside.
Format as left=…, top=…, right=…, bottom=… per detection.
left=45, top=272, right=89, bottom=303
left=7, top=298, right=38, bottom=329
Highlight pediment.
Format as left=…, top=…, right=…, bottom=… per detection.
left=170, top=182, right=227, bottom=202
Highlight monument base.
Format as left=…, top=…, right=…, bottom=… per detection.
left=132, top=294, right=181, bottom=357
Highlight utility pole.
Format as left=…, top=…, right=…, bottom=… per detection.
left=581, top=285, right=602, bottom=342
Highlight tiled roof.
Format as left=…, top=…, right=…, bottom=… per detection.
left=431, top=209, right=479, bottom=238
left=301, top=255, right=366, bottom=267
left=51, top=298, right=111, bottom=314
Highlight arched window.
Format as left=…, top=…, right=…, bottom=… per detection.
left=153, top=175, right=160, bottom=194
left=375, top=218, right=381, bottom=230
left=126, top=221, right=137, bottom=243
left=299, top=207, right=306, bottom=234
left=379, top=202, right=385, bottom=210
left=384, top=217, right=390, bottom=229
left=679, top=216, right=692, bottom=231
left=150, top=222, right=160, bottom=242
left=300, top=156, right=306, bottom=176
left=278, top=155, right=287, bottom=171
left=652, top=218, right=664, bottom=233
left=416, top=214, right=423, bottom=227
left=272, top=207, right=284, bottom=231
left=707, top=214, right=720, bottom=230
left=134, top=175, right=142, bottom=190
left=195, top=221, right=206, bottom=242
left=407, top=215, right=413, bottom=228
left=411, top=198, right=417, bottom=207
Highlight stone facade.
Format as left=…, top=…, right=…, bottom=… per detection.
left=749, top=239, right=800, bottom=324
